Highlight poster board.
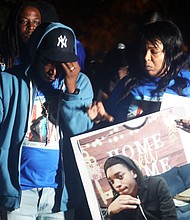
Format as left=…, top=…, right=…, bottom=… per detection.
left=71, top=106, right=190, bottom=220
left=161, top=93, right=190, bottom=162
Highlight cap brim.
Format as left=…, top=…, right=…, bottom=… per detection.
left=40, top=49, right=78, bottom=63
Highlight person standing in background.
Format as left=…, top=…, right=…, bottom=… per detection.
left=0, top=1, right=43, bottom=70
left=0, top=0, right=86, bottom=72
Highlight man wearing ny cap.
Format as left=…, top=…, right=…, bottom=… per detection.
left=0, top=22, right=93, bottom=220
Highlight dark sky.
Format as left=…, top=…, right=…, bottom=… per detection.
left=1, top=0, right=190, bottom=57
left=45, top=0, right=190, bottom=56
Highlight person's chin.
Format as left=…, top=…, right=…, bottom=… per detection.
left=21, top=37, right=29, bottom=44
left=145, top=70, right=158, bottom=78
left=119, top=188, right=129, bottom=195
left=44, top=77, right=55, bottom=83
left=21, top=35, right=31, bottom=43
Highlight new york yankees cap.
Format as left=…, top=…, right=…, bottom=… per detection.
left=39, top=27, right=78, bottom=62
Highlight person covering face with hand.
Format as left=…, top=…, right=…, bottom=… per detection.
left=33, top=26, right=81, bottom=94
left=104, top=155, right=177, bottom=220
left=0, top=22, right=93, bottom=220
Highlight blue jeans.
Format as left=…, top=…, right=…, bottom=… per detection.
left=6, top=188, right=65, bottom=220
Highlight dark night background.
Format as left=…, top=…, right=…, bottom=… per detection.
left=1, top=0, right=190, bottom=58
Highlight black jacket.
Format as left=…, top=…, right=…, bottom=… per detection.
left=108, top=155, right=177, bottom=220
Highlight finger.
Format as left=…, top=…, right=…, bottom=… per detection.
left=119, top=195, right=141, bottom=204
left=62, top=62, right=75, bottom=72
left=69, top=66, right=75, bottom=71
left=97, top=101, right=106, bottom=115
left=103, top=112, right=114, bottom=122
left=87, top=105, right=98, bottom=120
left=123, top=204, right=138, bottom=209
left=88, top=104, right=92, bottom=109
left=181, top=127, right=190, bottom=133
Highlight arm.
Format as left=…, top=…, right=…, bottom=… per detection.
left=62, top=62, right=80, bottom=94
left=87, top=101, right=114, bottom=123
left=107, top=195, right=140, bottom=216
left=60, top=69, right=94, bottom=136
left=104, top=77, right=132, bottom=123
left=157, top=177, right=177, bottom=220
left=87, top=77, right=131, bottom=124
left=0, top=86, right=3, bottom=125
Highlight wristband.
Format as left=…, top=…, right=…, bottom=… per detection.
left=65, top=88, right=80, bottom=94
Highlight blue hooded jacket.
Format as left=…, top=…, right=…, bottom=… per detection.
left=105, top=69, right=190, bottom=124
left=0, top=22, right=94, bottom=211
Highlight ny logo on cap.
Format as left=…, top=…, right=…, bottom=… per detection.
left=57, top=35, right=67, bottom=48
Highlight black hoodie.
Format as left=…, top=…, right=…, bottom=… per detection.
left=104, top=155, right=177, bottom=220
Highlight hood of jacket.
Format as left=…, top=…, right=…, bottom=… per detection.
left=26, top=22, right=78, bottom=75
left=104, top=155, right=145, bottom=198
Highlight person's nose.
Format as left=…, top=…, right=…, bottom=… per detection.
left=27, top=21, right=36, bottom=31
left=113, top=179, right=122, bottom=189
left=49, top=67, right=56, bottom=75
left=53, top=67, right=57, bottom=75
left=145, top=50, right=151, bottom=62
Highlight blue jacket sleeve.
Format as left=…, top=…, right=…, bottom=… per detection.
left=0, top=75, right=3, bottom=125
left=60, top=72, right=94, bottom=136
left=104, top=77, right=132, bottom=124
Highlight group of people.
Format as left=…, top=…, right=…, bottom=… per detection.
left=0, top=1, right=190, bottom=220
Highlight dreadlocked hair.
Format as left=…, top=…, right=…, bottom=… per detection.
left=0, top=1, right=42, bottom=70
left=0, top=3, right=22, bottom=69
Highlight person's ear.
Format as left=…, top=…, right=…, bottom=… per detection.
left=131, top=170, right=137, bottom=178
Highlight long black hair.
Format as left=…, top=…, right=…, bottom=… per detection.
left=121, top=20, right=188, bottom=100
